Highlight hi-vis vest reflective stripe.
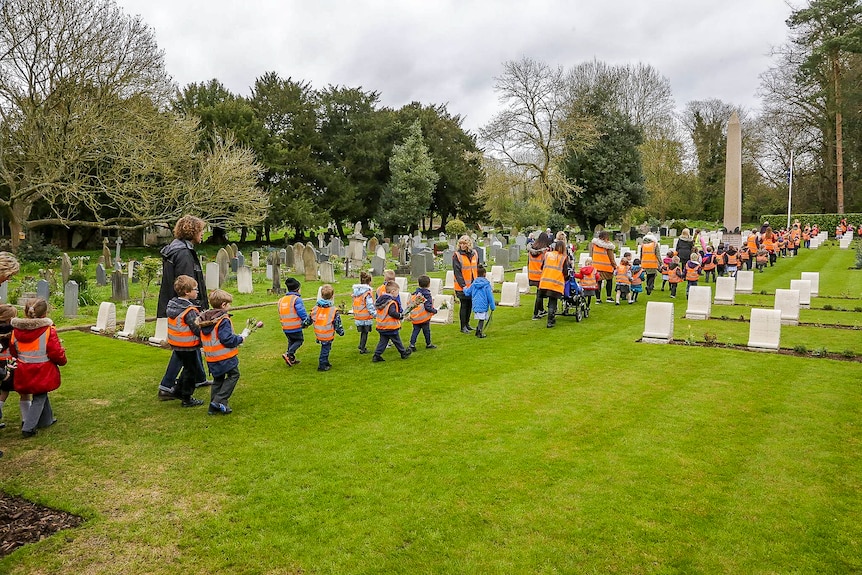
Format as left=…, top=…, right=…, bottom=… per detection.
left=409, top=293, right=432, bottom=324
left=538, top=252, right=566, bottom=293
left=454, top=252, right=478, bottom=292
left=614, top=263, right=631, bottom=285
left=376, top=300, right=401, bottom=331
left=630, top=269, right=643, bottom=286
left=701, top=255, right=716, bottom=270
left=579, top=271, right=598, bottom=290
left=278, top=294, right=302, bottom=331
left=12, top=330, right=49, bottom=364
left=352, top=292, right=373, bottom=321
left=0, top=343, right=11, bottom=361
left=726, top=253, right=739, bottom=265
left=747, top=235, right=759, bottom=252
left=312, top=306, right=336, bottom=342
left=168, top=307, right=199, bottom=347
left=685, top=265, right=700, bottom=281
left=590, top=243, right=614, bottom=273
left=641, top=242, right=659, bottom=269
left=528, top=252, right=544, bottom=282
left=201, top=317, right=239, bottom=363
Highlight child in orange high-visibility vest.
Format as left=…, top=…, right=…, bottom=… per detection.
left=614, top=253, right=632, bottom=305
left=684, top=252, right=701, bottom=298
left=279, top=277, right=311, bottom=367
left=372, top=281, right=410, bottom=362
left=352, top=271, right=375, bottom=355
left=661, top=250, right=674, bottom=291
left=629, top=258, right=645, bottom=303
left=667, top=256, right=683, bottom=299
left=408, top=275, right=438, bottom=351
left=196, top=289, right=250, bottom=415
left=166, top=275, right=205, bottom=407
left=755, top=248, right=769, bottom=272
left=310, top=284, right=344, bottom=372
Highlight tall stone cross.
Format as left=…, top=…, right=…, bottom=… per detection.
left=723, top=112, right=742, bottom=233
left=115, top=236, right=123, bottom=263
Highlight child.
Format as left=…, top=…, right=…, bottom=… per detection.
left=614, top=253, right=632, bottom=305
left=739, top=246, right=751, bottom=271
left=376, top=269, right=396, bottom=299
left=463, top=265, right=495, bottom=337
left=197, top=289, right=250, bottom=415
left=372, top=281, right=410, bottom=361
left=408, top=275, right=438, bottom=351
left=725, top=246, right=739, bottom=278
left=279, top=277, right=311, bottom=366
left=11, top=298, right=67, bottom=437
left=661, top=250, right=674, bottom=291
left=667, top=256, right=683, bottom=299
left=629, top=258, right=645, bottom=303
left=310, top=284, right=345, bottom=371
left=755, top=247, right=769, bottom=272
left=714, top=245, right=727, bottom=278
left=166, top=275, right=205, bottom=407
left=575, top=257, right=599, bottom=308
left=684, top=252, right=701, bottom=298
left=701, top=246, right=716, bottom=283
left=0, top=305, right=25, bottom=430
left=352, top=271, right=375, bottom=354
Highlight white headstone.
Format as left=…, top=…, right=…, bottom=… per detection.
left=789, top=279, right=811, bottom=308
left=237, top=266, right=254, bottom=294
left=429, top=294, right=454, bottom=325
left=206, top=262, right=220, bottom=290
left=428, top=277, right=442, bottom=296
left=444, top=270, right=455, bottom=290
left=394, top=276, right=408, bottom=293
left=499, top=281, right=520, bottom=307
left=514, top=272, right=530, bottom=294
left=116, top=305, right=146, bottom=339
left=748, top=308, right=781, bottom=351
left=714, top=276, right=736, bottom=305
left=319, top=261, right=336, bottom=283
left=90, top=302, right=116, bottom=333
left=490, top=265, right=505, bottom=284
left=735, top=270, right=754, bottom=294
left=149, top=317, right=169, bottom=346
left=642, top=301, right=674, bottom=343
left=774, top=289, right=800, bottom=326
left=800, top=272, right=819, bottom=297
left=251, top=251, right=260, bottom=268
left=684, top=286, right=712, bottom=320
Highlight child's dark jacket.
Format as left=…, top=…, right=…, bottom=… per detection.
left=197, top=309, right=243, bottom=377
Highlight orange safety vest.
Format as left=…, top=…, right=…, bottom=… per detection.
left=579, top=270, right=598, bottom=290
left=454, top=252, right=478, bottom=292
left=726, top=253, right=739, bottom=266
left=685, top=264, right=700, bottom=281
left=528, top=251, right=544, bottom=282
left=13, top=331, right=49, bottom=364
left=739, top=249, right=750, bottom=262
left=762, top=236, right=776, bottom=253
left=630, top=268, right=643, bottom=286
left=376, top=300, right=401, bottom=331
left=168, top=307, right=199, bottom=348
left=746, top=235, right=758, bottom=252
left=376, top=284, right=388, bottom=298
left=201, top=317, right=239, bottom=363
left=714, top=252, right=726, bottom=266
left=614, top=262, right=631, bottom=285
left=590, top=242, right=614, bottom=273
left=352, top=292, right=373, bottom=321
left=408, top=293, right=432, bottom=324
left=539, top=252, right=567, bottom=293
left=0, top=341, right=12, bottom=361
left=668, top=266, right=683, bottom=283
left=701, top=255, right=716, bottom=271
left=311, top=306, right=337, bottom=342
left=640, top=242, right=660, bottom=270
left=756, top=253, right=768, bottom=264
left=278, top=294, right=302, bottom=331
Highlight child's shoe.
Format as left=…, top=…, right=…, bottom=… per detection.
left=426, top=344, right=437, bottom=349
left=372, top=355, right=385, bottom=362
left=409, top=345, right=417, bottom=352
left=181, top=398, right=204, bottom=408
left=282, top=353, right=292, bottom=366
left=22, top=429, right=36, bottom=438
left=358, top=348, right=369, bottom=355
left=400, top=349, right=412, bottom=359
left=318, top=364, right=331, bottom=372
left=208, top=402, right=232, bottom=415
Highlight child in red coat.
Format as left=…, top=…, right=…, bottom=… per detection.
left=12, top=298, right=67, bottom=438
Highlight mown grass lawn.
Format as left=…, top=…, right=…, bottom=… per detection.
left=1, top=242, right=861, bottom=574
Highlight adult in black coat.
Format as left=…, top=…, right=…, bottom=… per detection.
left=157, top=215, right=209, bottom=400
left=675, top=228, right=695, bottom=266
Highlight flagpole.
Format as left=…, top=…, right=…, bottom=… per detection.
left=786, top=150, right=794, bottom=229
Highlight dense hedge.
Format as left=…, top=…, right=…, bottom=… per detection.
left=759, top=213, right=862, bottom=232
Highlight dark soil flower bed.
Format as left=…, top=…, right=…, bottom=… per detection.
left=0, top=493, right=84, bottom=557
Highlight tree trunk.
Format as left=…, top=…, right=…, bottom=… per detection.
left=9, top=201, right=32, bottom=251
left=239, top=227, right=248, bottom=242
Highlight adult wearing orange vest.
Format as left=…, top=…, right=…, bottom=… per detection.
left=589, top=230, right=617, bottom=303
left=197, top=289, right=251, bottom=415
left=279, top=277, right=311, bottom=366
left=638, top=234, right=661, bottom=295
left=745, top=231, right=759, bottom=270
left=453, top=235, right=479, bottom=333
left=157, top=215, right=209, bottom=401
left=761, top=227, right=778, bottom=266
left=165, top=275, right=205, bottom=407
left=537, top=241, right=571, bottom=327
left=11, top=298, right=67, bottom=438
left=527, top=232, right=551, bottom=317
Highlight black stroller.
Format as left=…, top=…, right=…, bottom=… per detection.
left=560, top=272, right=590, bottom=321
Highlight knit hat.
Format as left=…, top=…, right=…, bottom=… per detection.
left=285, top=277, right=301, bottom=292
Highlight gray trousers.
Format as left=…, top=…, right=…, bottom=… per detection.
left=210, top=367, right=240, bottom=407
left=23, top=392, right=55, bottom=433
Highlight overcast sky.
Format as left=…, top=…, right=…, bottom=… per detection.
left=115, top=0, right=797, bottom=134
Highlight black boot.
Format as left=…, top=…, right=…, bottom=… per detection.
left=475, top=320, right=486, bottom=338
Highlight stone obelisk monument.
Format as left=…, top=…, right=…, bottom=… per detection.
left=723, top=111, right=742, bottom=236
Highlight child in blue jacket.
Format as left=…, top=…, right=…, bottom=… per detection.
left=196, top=289, right=250, bottom=415
left=463, top=265, right=495, bottom=338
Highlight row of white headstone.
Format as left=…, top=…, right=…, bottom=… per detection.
left=644, top=271, right=822, bottom=350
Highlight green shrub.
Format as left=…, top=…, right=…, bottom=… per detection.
left=445, top=219, right=467, bottom=237
left=16, top=233, right=62, bottom=264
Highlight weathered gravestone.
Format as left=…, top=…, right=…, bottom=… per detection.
left=127, top=260, right=137, bottom=284
left=111, top=270, right=129, bottom=302
left=303, top=244, right=317, bottom=282
left=63, top=281, right=79, bottom=318
left=61, top=253, right=72, bottom=285
left=102, top=238, right=112, bottom=269
left=231, top=257, right=239, bottom=273
left=371, top=256, right=386, bottom=277
left=267, top=251, right=282, bottom=294
left=37, top=279, right=50, bottom=301
left=293, top=244, right=305, bottom=274
left=206, top=262, right=220, bottom=290
left=216, top=248, right=230, bottom=287
left=411, top=254, right=426, bottom=278
left=251, top=251, right=260, bottom=268
left=284, top=246, right=294, bottom=269
left=237, top=266, right=254, bottom=294
left=423, top=250, right=435, bottom=273
left=495, top=248, right=510, bottom=268
left=368, top=237, right=379, bottom=256
left=319, top=261, right=336, bottom=283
